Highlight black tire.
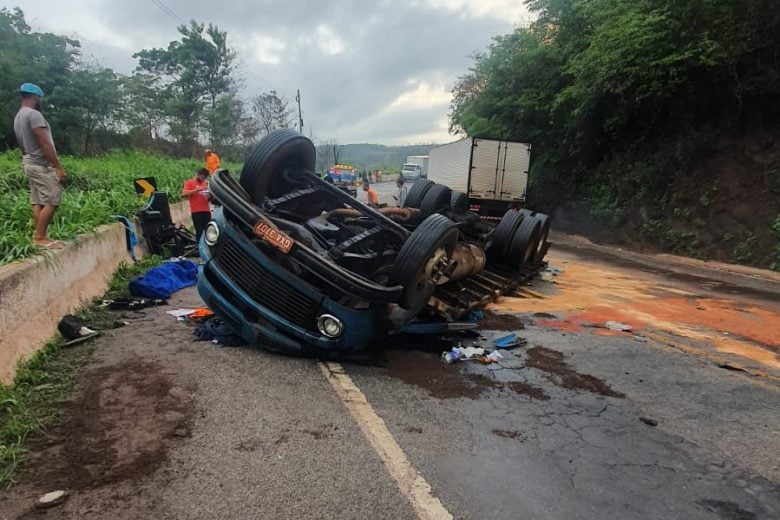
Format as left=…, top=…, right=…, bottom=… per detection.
left=390, top=214, right=458, bottom=310
left=239, top=129, right=316, bottom=204
left=505, top=217, right=542, bottom=271
left=418, top=184, right=452, bottom=218
left=531, top=213, right=551, bottom=265
left=487, top=210, right=525, bottom=264
left=450, top=191, right=468, bottom=213
left=403, top=179, right=434, bottom=209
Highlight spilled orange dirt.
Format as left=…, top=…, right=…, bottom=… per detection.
left=493, top=254, right=780, bottom=370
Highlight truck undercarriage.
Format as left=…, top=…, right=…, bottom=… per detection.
left=198, top=129, right=551, bottom=356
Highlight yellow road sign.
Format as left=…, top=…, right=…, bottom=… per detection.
left=134, top=177, right=157, bottom=197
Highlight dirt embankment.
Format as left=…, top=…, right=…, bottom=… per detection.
left=551, top=130, right=780, bottom=268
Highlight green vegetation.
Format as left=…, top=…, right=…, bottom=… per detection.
left=0, top=255, right=162, bottom=489
left=450, top=0, right=780, bottom=268
left=0, top=7, right=294, bottom=160
left=0, top=150, right=240, bottom=265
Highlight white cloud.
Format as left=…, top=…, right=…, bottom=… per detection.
left=411, top=0, right=531, bottom=23
left=249, top=35, right=286, bottom=65
left=314, top=25, right=346, bottom=56
left=387, top=80, right=452, bottom=111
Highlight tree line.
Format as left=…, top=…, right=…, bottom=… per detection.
left=449, top=0, right=780, bottom=265
left=450, top=0, right=780, bottom=207
left=0, top=7, right=295, bottom=160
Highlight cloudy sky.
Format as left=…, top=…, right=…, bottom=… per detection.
left=12, top=0, right=530, bottom=145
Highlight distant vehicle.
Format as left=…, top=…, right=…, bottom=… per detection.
left=401, top=155, right=429, bottom=180
left=326, top=164, right=358, bottom=197
left=427, top=137, right=531, bottom=218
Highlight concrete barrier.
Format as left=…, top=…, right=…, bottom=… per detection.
left=0, top=202, right=192, bottom=383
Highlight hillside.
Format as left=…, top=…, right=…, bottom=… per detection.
left=316, top=143, right=436, bottom=172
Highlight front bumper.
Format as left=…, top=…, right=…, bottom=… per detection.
left=197, top=212, right=382, bottom=355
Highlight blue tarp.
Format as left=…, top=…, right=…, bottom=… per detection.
left=129, top=259, right=198, bottom=299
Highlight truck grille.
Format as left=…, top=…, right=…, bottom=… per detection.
left=214, top=236, right=321, bottom=331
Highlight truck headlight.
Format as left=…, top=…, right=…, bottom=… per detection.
left=317, top=314, right=343, bottom=338
left=204, top=221, right=220, bottom=246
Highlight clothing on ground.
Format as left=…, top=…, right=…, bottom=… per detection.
left=193, top=318, right=245, bottom=346
left=14, top=106, right=55, bottom=167
left=24, top=163, right=62, bottom=206
left=129, top=259, right=199, bottom=299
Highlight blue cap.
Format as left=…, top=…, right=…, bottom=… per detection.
left=19, top=83, right=44, bottom=97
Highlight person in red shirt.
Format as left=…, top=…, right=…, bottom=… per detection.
left=182, top=168, right=211, bottom=243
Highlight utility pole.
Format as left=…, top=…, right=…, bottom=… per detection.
left=295, top=89, right=304, bottom=134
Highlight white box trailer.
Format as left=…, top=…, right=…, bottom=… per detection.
left=428, top=137, right=531, bottom=216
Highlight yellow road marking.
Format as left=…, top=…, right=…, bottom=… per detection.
left=319, top=362, right=453, bottom=520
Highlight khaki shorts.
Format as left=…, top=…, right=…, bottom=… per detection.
left=24, top=163, right=62, bottom=206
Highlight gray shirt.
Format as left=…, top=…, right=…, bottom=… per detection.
left=397, top=185, right=408, bottom=207
left=14, top=106, right=55, bottom=167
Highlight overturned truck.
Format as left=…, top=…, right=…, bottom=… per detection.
left=198, top=129, right=551, bottom=356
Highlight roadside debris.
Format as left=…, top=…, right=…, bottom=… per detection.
left=57, top=315, right=99, bottom=346
left=441, top=345, right=505, bottom=364
left=194, top=318, right=245, bottom=346
left=605, top=321, right=633, bottom=332
left=129, top=258, right=198, bottom=299
left=167, top=308, right=215, bottom=322
left=493, top=333, right=527, bottom=349
left=103, top=298, right=167, bottom=311
left=639, top=416, right=659, bottom=427
left=35, top=490, right=69, bottom=509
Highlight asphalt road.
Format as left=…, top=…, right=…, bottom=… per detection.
left=2, top=235, right=779, bottom=519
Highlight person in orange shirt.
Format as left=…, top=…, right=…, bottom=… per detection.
left=363, top=182, right=379, bottom=208
left=204, top=148, right=220, bottom=175
left=182, top=168, right=211, bottom=243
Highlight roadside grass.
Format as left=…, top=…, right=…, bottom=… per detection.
left=0, top=150, right=240, bottom=265
left=0, top=255, right=163, bottom=489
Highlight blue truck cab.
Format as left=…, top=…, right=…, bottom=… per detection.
left=198, top=207, right=380, bottom=354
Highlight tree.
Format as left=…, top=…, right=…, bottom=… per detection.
left=133, top=20, right=237, bottom=150
left=315, top=138, right=341, bottom=173
left=47, top=66, right=121, bottom=154
left=251, top=90, right=294, bottom=136
left=0, top=7, right=79, bottom=151
left=121, top=74, right=167, bottom=149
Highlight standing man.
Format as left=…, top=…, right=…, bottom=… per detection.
left=182, top=168, right=212, bottom=244
left=363, top=182, right=379, bottom=208
left=395, top=177, right=408, bottom=207
left=14, top=83, right=66, bottom=249
left=204, top=148, right=220, bottom=175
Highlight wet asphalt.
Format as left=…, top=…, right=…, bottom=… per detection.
left=3, top=232, right=779, bottom=520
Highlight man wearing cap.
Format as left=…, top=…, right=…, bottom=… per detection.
left=13, top=83, right=67, bottom=249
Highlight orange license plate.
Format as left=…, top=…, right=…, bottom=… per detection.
left=253, top=221, right=293, bottom=254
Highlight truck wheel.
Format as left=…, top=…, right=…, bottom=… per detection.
left=390, top=214, right=458, bottom=310
left=531, top=213, right=551, bottom=265
left=418, top=184, right=452, bottom=218
left=240, top=129, right=316, bottom=204
left=505, top=217, right=542, bottom=271
left=487, top=209, right=526, bottom=264
left=403, top=179, right=434, bottom=209
left=450, top=191, right=468, bottom=213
